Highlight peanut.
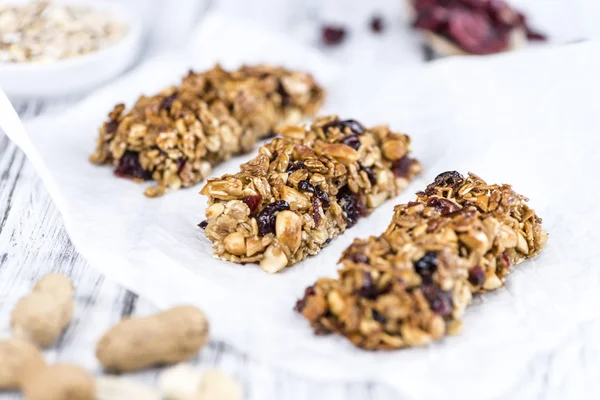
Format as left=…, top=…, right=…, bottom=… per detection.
left=21, top=364, right=95, bottom=400
left=159, top=365, right=242, bottom=400
left=96, top=306, right=209, bottom=372
left=0, top=339, right=45, bottom=390
left=11, top=273, right=74, bottom=347
left=96, top=376, right=161, bottom=400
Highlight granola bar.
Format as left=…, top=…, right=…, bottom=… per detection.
left=200, top=115, right=423, bottom=273
left=89, top=65, right=325, bottom=197
left=295, top=172, right=547, bottom=350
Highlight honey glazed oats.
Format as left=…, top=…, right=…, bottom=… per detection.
left=295, top=171, right=548, bottom=350
left=200, top=115, right=423, bottom=273
left=90, top=64, right=325, bottom=197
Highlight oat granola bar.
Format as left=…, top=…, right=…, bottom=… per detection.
left=295, top=172, right=547, bottom=350
left=200, top=116, right=423, bottom=273
left=89, top=65, right=325, bottom=197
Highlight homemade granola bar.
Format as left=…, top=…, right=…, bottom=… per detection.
left=295, top=172, right=547, bottom=350
left=90, top=65, right=325, bottom=197
left=200, top=116, right=423, bottom=273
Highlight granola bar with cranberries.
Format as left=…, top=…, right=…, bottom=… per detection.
left=295, top=172, right=547, bottom=350
left=90, top=64, right=325, bottom=197
left=200, top=115, right=423, bottom=273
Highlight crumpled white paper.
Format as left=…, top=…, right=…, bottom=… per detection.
left=2, top=12, right=600, bottom=400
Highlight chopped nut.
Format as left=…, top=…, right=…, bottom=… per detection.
left=223, top=232, right=246, bottom=256
left=321, top=143, right=360, bottom=165
left=275, top=211, right=302, bottom=253
left=260, top=244, right=288, bottom=274
left=382, top=140, right=407, bottom=161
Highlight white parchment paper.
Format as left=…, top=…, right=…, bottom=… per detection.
left=2, top=12, right=599, bottom=400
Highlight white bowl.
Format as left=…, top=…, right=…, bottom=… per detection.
left=0, top=0, right=144, bottom=98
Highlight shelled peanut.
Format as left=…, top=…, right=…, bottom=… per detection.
left=160, top=364, right=243, bottom=400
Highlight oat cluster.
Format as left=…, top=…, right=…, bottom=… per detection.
left=200, top=115, right=423, bottom=273
left=295, top=172, right=548, bottom=349
left=0, top=1, right=127, bottom=63
left=90, top=65, right=324, bottom=197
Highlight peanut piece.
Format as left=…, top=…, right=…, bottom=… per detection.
left=0, top=339, right=45, bottom=390
left=259, top=244, right=288, bottom=273
left=159, top=364, right=202, bottom=400
left=224, top=232, right=247, bottom=256
left=198, top=369, right=243, bottom=400
left=275, top=211, right=302, bottom=253
left=11, top=273, right=74, bottom=347
left=96, top=376, right=161, bottom=400
left=96, top=306, right=209, bottom=373
left=21, top=364, right=95, bottom=400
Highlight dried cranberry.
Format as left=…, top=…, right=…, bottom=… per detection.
left=323, top=119, right=365, bottom=135
left=277, top=82, right=291, bottom=107
left=256, top=200, right=290, bottom=236
left=315, top=188, right=330, bottom=209
left=525, top=27, right=547, bottom=41
left=468, top=266, right=485, bottom=286
left=340, top=134, right=361, bottom=150
left=449, top=9, right=492, bottom=54
left=425, top=171, right=463, bottom=194
left=105, top=120, right=118, bottom=134
left=349, top=253, right=369, bottom=264
left=322, top=25, right=347, bottom=46
left=421, top=284, right=453, bottom=317
left=414, top=6, right=449, bottom=31
left=243, top=195, right=263, bottom=216
left=370, top=16, right=384, bottom=33
left=312, top=197, right=323, bottom=227
left=114, top=151, right=152, bottom=181
left=392, top=156, right=413, bottom=178
left=426, top=197, right=461, bottom=215
left=337, top=186, right=367, bottom=227
left=287, top=160, right=306, bottom=172
left=198, top=220, right=208, bottom=229
left=298, top=180, right=315, bottom=193
left=360, top=164, right=377, bottom=184
left=501, top=253, right=511, bottom=268
left=356, top=272, right=379, bottom=299
left=294, top=285, right=316, bottom=312
left=160, top=93, right=178, bottom=111
left=414, top=251, right=438, bottom=283
left=372, top=310, right=387, bottom=323
left=176, top=158, right=187, bottom=173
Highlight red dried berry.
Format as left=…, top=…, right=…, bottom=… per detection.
left=426, top=197, right=461, bottom=215
left=114, top=151, right=152, bottom=181
left=392, top=156, right=413, bottom=178
left=294, top=285, right=316, bottom=313
left=323, top=119, right=365, bottom=135
left=421, top=284, right=453, bottom=317
left=160, top=93, right=178, bottom=111
left=370, top=16, right=384, bottom=33
left=256, top=200, right=290, bottom=236
left=340, top=134, right=361, bottom=150
left=198, top=220, right=208, bottom=229
left=243, top=195, right=263, bottom=216
left=468, top=266, right=486, bottom=286
left=449, top=9, right=491, bottom=53
left=298, top=180, right=315, bottom=193
left=322, top=25, right=347, bottom=46
left=105, top=120, right=118, bottom=134
left=337, top=186, right=367, bottom=227
left=349, top=252, right=369, bottom=264
left=312, top=197, right=323, bottom=227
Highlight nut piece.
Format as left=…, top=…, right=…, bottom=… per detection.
left=0, top=338, right=46, bottom=389
left=11, top=273, right=74, bottom=347
left=321, top=143, right=359, bottom=165
left=96, top=376, right=161, bottom=400
left=159, top=364, right=203, bottom=400
left=275, top=211, right=302, bottom=253
left=382, top=140, right=406, bottom=160
left=198, top=369, right=243, bottom=400
left=260, top=244, right=288, bottom=273
left=21, top=364, right=95, bottom=400
left=224, top=232, right=247, bottom=256
left=96, top=306, right=209, bottom=372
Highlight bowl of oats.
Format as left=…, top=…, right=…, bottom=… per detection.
left=0, top=0, right=143, bottom=97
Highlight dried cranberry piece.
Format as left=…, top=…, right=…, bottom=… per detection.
left=501, top=253, right=511, bottom=268
left=105, top=120, right=118, bottom=134
left=427, top=171, right=464, bottom=193
left=315, top=188, right=330, bottom=209
left=277, top=82, right=291, bottom=107
left=356, top=273, right=379, bottom=299
left=468, top=266, right=485, bottom=286
left=294, top=285, right=316, bottom=312
left=198, top=220, right=208, bottom=229
left=392, top=156, right=413, bottom=178
left=370, top=16, right=384, bottom=33
left=421, top=284, right=453, bottom=317
left=448, top=9, right=492, bottom=54
left=298, top=180, right=315, bottom=193
left=312, top=197, right=323, bottom=227
left=323, top=119, right=365, bottom=135
left=413, top=6, right=450, bottom=31
left=256, top=200, right=290, bottom=236
left=349, top=253, right=368, bottom=264
left=372, top=310, right=387, bottom=323
left=114, top=151, right=152, bottom=181
left=287, top=160, right=306, bottom=172
left=360, top=164, right=377, bottom=184
left=340, top=135, right=361, bottom=150
left=243, top=194, right=263, bottom=216
left=322, top=25, right=347, bottom=46
left=525, top=27, right=547, bottom=41
left=176, top=158, right=187, bottom=173
left=160, top=93, right=178, bottom=111
left=414, top=251, right=438, bottom=283
left=426, top=197, right=461, bottom=215
left=337, top=186, right=367, bottom=227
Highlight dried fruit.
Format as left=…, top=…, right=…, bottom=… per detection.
left=421, top=285, right=453, bottom=317
left=391, top=155, right=413, bottom=178
left=426, top=197, right=461, bottom=215
left=243, top=194, right=263, bottom=215
left=370, top=16, right=384, bottom=33
left=198, top=220, right=208, bottom=229
left=323, top=119, right=365, bottom=135
left=337, top=186, right=367, bottom=227
left=340, top=135, right=361, bottom=150
left=322, top=25, right=347, bottom=46
left=161, top=93, right=178, bottom=111
left=257, top=200, right=291, bottom=236
left=468, top=266, right=485, bottom=286
left=360, top=164, right=377, bottom=184
left=114, top=151, right=152, bottom=181
left=414, top=251, right=438, bottom=282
